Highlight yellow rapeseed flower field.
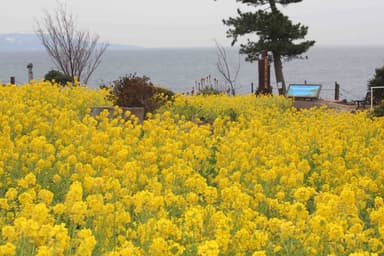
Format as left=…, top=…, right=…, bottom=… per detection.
left=0, top=81, right=383, bottom=255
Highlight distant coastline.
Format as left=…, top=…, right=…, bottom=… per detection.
left=0, top=33, right=141, bottom=51
left=2, top=33, right=384, bottom=52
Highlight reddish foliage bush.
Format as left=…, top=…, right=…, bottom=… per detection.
left=106, top=73, right=174, bottom=114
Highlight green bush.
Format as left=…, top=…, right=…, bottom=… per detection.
left=368, top=65, right=384, bottom=103
left=106, top=73, right=174, bottom=114
left=197, top=87, right=223, bottom=95
left=44, top=70, right=72, bottom=86
left=372, top=100, right=384, bottom=117
left=154, top=86, right=175, bottom=100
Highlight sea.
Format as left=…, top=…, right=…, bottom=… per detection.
left=1, top=46, right=383, bottom=100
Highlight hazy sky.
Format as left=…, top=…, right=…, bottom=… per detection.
left=1, top=0, right=384, bottom=48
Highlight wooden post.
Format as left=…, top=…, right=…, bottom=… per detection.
left=251, top=82, right=254, bottom=94
left=371, top=89, right=374, bottom=110
left=27, top=63, right=33, bottom=82
left=10, top=77, right=15, bottom=85
left=258, top=51, right=271, bottom=94
left=335, top=81, right=340, bottom=101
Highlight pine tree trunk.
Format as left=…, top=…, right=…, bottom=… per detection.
left=272, top=52, right=287, bottom=95
left=269, top=0, right=287, bottom=95
left=269, top=0, right=278, bottom=12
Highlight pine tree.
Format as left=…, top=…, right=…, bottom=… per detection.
left=220, top=0, right=315, bottom=94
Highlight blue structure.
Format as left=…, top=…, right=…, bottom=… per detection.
left=287, top=84, right=322, bottom=99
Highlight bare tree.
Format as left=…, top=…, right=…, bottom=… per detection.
left=35, top=3, right=108, bottom=84
left=215, top=40, right=240, bottom=96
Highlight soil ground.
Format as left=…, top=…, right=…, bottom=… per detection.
left=292, top=99, right=369, bottom=113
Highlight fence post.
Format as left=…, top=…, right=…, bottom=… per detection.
left=10, top=77, right=15, bottom=85
left=371, top=89, right=374, bottom=110
left=27, top=63, right=34, bottom=82
left=251, top=82, right=254, bottom=94
left=334, top=81, right=340, bottom=100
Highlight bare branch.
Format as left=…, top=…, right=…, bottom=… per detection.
left=35, top=2, right=108, bottom=84
left=214, top=40, right=241, bottom=95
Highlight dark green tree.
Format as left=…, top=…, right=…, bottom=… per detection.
left=44, top=70, right=72, bottom=86
left=218, top=0, right=315, bottom=94
left=368, top=65, right=384, bottom=103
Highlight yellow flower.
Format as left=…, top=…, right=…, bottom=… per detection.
left=1, top=226, right=17, bottom=242
left=148, top=237, right=169, bottom=256
left=18, top=191, right=35, bottom=206
left=36, top=246, right=52, bottom=256
left=69, top=201, right=88, bottom=225
left=76, top=229, right=96, bottom=256
left=53, top=203, right=65, bottom=215
left=197, top=240, right=219, bottom=256
left=52, top=174, right=62, bottom=184
left=0, top=242, right=16, bottom=256
left=65, top=181, right=83, bottom=205
left=2, top=82, right=384, bottom=254
left=0, top=199, right=9, bottom=210
left=293, top=187, right=315, bottom=203
left=252, top=251, right=266, bottom=256
left=38, top=189, right=54, bottom=205
left=24, top=173, right=36, bottom=185
left=328, top=223, right=344, bottom=242
left=31, top=203, right=51, bottom=225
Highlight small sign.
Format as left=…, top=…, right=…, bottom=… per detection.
left=287, top=84, right=322, bottom=99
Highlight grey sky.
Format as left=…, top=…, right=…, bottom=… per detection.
left=1, top=0, right=384, bottom=48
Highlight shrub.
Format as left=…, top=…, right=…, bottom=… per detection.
left=197, top=87, right=224, bottom=95
left=106, top=73, right=174, bottom=114
left=44, top=70, right=72, bottom=86
left=372, top=100, right=384, bottom=117
left=154, top=86, right=175, bottom=100
left=191, top=75, right=233, bottom=95
left=368, top=65, right=384, bottom=103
